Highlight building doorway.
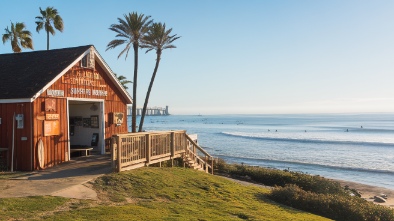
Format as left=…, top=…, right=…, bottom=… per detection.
left=67, top=98, right=105, bottom=159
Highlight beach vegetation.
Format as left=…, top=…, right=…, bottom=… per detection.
left=216, top=160, right=345, bottom=195
left=138, top=22, right=180, bottom=132
left=270, top=184, right=394, bottom=221
left=35, top=6, right=64, bottom=50
left=215, top=160, right=394, bottom=221
left=2, top=22, right=33, bottom=53
left=107, top=12, right=152, bottom=133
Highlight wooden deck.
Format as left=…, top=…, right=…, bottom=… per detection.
left=111, top=130, right=213, bottom=173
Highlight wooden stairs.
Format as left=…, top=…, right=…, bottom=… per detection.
left=182, top=145, right=212, bottom=173
left=183, top=154, right=204, bottom=171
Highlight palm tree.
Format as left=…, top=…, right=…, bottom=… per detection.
left=2, top=22, right=33, bottom=53
left=138, top=23, right=180, bottom=132
left=35, top=6, right=64, bottom=50
left=114, top=73, right=133, bottom=89
left=106, top=12, right=152, bottom=133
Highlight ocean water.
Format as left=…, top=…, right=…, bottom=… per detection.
left=128, top=114, right=394, bottom=190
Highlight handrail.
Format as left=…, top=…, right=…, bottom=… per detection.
left=117, top=130, right=186, bottom=137
left=185, top=134, right=214, bottom=174
left=185, top=134, right=212, bottom=158
left=187, top=149, right=212, bottom=169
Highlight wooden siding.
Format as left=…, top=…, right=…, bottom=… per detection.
left=0, top=102, right=33, bottom=171
left=1, top=58, right=130, bottom=171
left=32, top=61, right=129, bottom=170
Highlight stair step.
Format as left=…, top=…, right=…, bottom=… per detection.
left=183, top=156, right=208, bottom=173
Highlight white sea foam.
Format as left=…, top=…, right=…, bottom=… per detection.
left=221, top=131, right=394, bottom=146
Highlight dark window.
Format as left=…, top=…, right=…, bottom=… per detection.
left=81, top=53, right=88, bottom=67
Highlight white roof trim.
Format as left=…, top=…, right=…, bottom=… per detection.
left=0, top=98, right=31, bottom=103
left=31, top=49, right=90, bottom=102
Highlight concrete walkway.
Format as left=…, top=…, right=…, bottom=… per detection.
left=0, top=154, right=112, bottom=200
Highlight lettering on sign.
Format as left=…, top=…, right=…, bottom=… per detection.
left=47, top=89, right=65, bottom=97
left=44, top=120, right=60, bottom=136
left=70, top=88, right=107, bottom=97
left=92, top=89, right=108, bottom=96
left=46, top=114, right=59, bottom=120
left=62, top=69, right=107, bottom=88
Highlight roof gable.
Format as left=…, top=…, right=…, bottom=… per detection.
left=0, top=45, right=132, bottom=104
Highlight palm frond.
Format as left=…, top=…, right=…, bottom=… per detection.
left=3, top=22, right=33, bottom=52
left=118, top=42, right=132, bottom=59
left=107, top=39, right=127, bottom=50
left=2, top=26, right=11, bottom=44
left=54, top=15, right=64, bottom=32
left=113, top=73, right=132, bottom=89
left=46, top=25, right=55, bottom=35
left=141, top=22, right=180, bottom=54
left=107, top=12, right=152, bottom=60
left=35, top=22, right=43, bottom=32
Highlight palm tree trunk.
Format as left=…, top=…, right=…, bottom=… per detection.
left=131, top=43, right=138, bottom=133
left=139, top=51, right=161, bottom=132
left=46, top=30, right=49, bottom=50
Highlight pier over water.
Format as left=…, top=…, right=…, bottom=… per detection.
left=127, top=105, right=170, bottom=116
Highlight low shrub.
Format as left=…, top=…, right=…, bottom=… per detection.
left=269, top=185, right=394, bottom=221
left=216, top=162, right=345, bottom=195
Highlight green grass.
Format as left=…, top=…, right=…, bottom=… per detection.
left=0, top=196, right=69, bottom=219
left=0, top=167, right=330, bottom=220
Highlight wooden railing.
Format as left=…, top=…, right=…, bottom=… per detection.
left=111, top=130, right=213, bottom=174
left=185, top=134, right=213, bottom=173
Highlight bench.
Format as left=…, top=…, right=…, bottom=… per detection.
left=70, top=145, right=93, bottom=156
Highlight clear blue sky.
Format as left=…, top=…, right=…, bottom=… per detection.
left=1, top=1, right=394, bottom=114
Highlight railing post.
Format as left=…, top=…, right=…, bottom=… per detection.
left=193, top=144, right=196, bottom=161
left=211, top=157, right=214, bottom=174
left=184, top=132, right=188, bottom=152
left=146, top=134, right=151, bottom=165
left=111, top=136, right=117, bottom=171
left=170, top=132, right=175, bottom=158
left=116, top=136, right=122, bottom=172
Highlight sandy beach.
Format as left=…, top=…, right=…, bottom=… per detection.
left=335, top=179, right=394, bottom=208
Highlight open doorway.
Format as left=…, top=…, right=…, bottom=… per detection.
left=67, top=99, right=105, bottom=159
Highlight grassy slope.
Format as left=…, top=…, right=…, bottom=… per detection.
left=0, top=168, right=330, bottom=221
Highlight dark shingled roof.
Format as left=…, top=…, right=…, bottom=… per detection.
left=0, top=45, right=92, bottom=100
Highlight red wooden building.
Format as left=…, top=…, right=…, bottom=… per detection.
left=0, top=45, right=132, bottom=171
